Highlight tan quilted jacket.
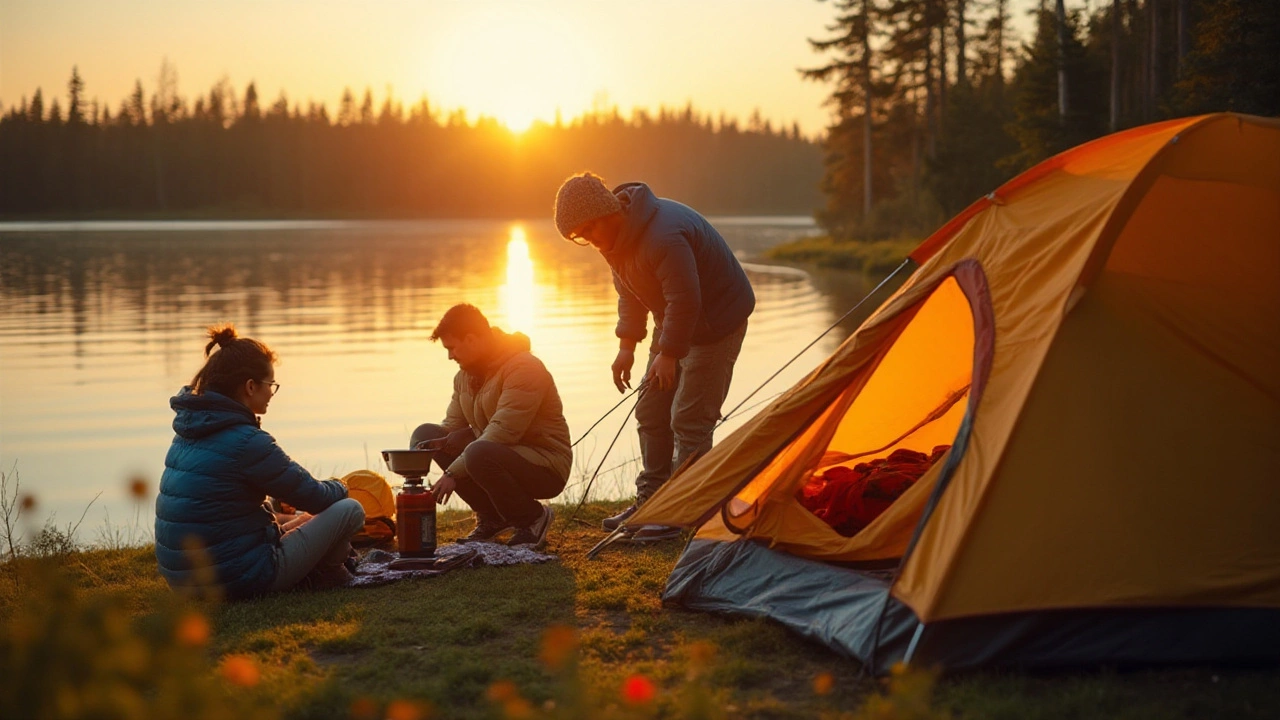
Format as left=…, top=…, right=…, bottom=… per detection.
left=440, top=330, right=572, bottom=482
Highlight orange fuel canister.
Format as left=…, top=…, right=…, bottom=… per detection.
left=395, top=481, right=436, bottom=558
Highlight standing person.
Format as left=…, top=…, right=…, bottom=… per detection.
left=156, top=324, right=365, bottom=599
left=410, top=304, right=570, bottom=550
left=553, top=173, right=754, bottom=540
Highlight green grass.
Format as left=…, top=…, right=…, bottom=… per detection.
left=3, top=501, right=1279, bottom=720
left=765, top=236, right=919, bottom=275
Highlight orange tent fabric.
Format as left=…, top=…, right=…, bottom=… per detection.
left=631, top=113, right=1280, bottom=625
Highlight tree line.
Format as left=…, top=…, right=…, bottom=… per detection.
left=0, top=63, right=822, bottom=218
left=806, top=0, right=1279, bottom=241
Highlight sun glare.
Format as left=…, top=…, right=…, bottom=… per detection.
left=423, top=7, right=604, bottom=132
left=500, top=225, right=537, bottom=333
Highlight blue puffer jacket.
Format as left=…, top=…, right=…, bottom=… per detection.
left=604, top=183, right=755, bottom=358
left=155, top=387, right=348, bottom=599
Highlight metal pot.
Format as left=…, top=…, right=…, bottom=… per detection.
left=380, top=449, right=435, bottom=477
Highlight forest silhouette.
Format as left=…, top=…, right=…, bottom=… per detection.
left=0, top=65, right=822, bottom=220
left=3, top=0, right=1276, bottom=237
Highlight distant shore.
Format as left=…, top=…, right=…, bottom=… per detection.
left=765, top=234, right=918, bottom=274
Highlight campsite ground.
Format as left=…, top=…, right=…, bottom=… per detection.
left=3, top=501, right=1279, bottom=720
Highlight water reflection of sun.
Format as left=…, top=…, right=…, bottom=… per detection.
left=499, top=225, right=537, bottom=334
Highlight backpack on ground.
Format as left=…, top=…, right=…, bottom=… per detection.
left=340, top=470, right=397, bottom=548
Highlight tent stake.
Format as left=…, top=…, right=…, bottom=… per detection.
left=586, top=526, right=629, bottom=560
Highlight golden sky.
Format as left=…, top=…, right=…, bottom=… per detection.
left=2, top=0, right=849, bottom=135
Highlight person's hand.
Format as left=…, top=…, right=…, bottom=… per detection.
left=646, top=354, right=678, bottom=391
left=432, top=472, right=457, bottom=504
left=611, top=348, right=635, bottom=393
left=277, top=511, right=311, bottom=532
left=415, top=428, right=472, bottom=457
left=443, top=427, right=474, bottom=456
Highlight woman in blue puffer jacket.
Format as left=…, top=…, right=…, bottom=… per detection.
left=155, top=324, right=364, bottom=599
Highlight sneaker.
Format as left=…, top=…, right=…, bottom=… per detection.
left=508, top=505, right=554, bottom=551
left=601, top=504, right=638, bottom=532
left=459, top=516, right=514, bottom=544
left=628, top=524, right=682, bottom=543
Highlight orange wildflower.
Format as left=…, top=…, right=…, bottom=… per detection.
left=622, top=674, right=656, bottom=705
left=386, top=699, right=429, bottom=720
left=502, top=697, right=533, bottom=719
left=813, top=671, right=835, bottom=696
left=220, top=654, right=260, bottom=687
left=175, top=611, right=210, bottom=646
left=128, top=475, right=149, bottom=500
left=486, top=680, right=519, bottom=703
left=347, top=696, right=379, bottom=720
left=538, top=624, right=577, bottom=671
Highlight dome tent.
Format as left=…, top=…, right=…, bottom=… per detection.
left=620, top=113, right=1280, bottom=673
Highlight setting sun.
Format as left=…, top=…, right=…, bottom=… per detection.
left=421, top=6, right=606, bottom=132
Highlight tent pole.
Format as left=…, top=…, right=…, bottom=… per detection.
left=903, top=622, right=926, bottom=666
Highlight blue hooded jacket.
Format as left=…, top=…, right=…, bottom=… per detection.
left=603, top=183, right=755, bottom=358
left=155, top=387, right=348, bottom=599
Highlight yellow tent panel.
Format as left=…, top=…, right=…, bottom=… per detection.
left=642, top=113, right=1280, bottom=672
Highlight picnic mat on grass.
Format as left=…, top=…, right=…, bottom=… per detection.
left=348, top=542, right=558, bottom=588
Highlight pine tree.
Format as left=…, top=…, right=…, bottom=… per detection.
left=360, top=88, right=375, bottom=125
left=926, top=80, right=1018, bottom=215
left=67, top=66, right=86, bottom=125
left=122, top=80, right=146, bottom=126
left=1005, top=8, right=1107, bottom=171
left=29, top=89, right=44, bottom=123
left=338, top=88, right=357, bottom=126
left=242, top=82, right=261, bottom=121
left=804, top=0, right=882, bottom=237
left=971, top=0, right=1010, bottom=90
left=1174, top=0, right=1280, bottom=115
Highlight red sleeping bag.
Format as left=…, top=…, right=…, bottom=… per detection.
left=797, top=445, right=950, bottom=537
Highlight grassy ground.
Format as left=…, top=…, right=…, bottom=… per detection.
left=3, top=502, right=1279, bottom=720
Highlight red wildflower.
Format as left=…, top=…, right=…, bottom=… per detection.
left=622, top=674, right=656, bottom=705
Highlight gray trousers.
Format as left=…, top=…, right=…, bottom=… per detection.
left=268, top=498, right=365, bottom=592
left=635, top=321, right=748, bottom=503
left=409, top=424, right=564, bottom=528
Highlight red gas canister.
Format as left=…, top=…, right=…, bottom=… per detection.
left=396, top=481, right=436, bottom=558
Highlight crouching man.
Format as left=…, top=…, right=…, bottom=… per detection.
left=411, top=304, right=570, bottom=550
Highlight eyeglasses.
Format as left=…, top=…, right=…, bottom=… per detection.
left=259, top=380, right=280, bottom=396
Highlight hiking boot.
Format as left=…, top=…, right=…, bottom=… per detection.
left=628, top=525, right=683, bottom=543
left=458, top=516, right=513, bottom=544
left=508, top=504, right=554, bottom=551
left=296, top=561, right=353, bottom=592
left=601, top=504, right=638, bottom=532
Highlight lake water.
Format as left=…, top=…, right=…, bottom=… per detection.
left=0, top=218, right=889, bottom=544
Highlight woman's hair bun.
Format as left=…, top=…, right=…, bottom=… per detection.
left=204, top=323, right=239, bottom=356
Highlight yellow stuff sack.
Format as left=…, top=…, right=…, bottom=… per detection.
left=340, top=470, right=397, bottom=547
